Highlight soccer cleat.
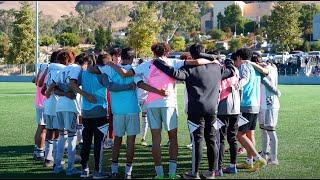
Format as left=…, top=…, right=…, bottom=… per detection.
left=93, top=171, right=110, bottom=179
left=259, top=151, right=270, bottom=161
left=223, top=166, right=238, bottom=174
left=215, top=169, right=224, bottom=176
left=53, top=166, right=64, bottom=174
left=237, top=162, right=253, bottom=169
left=125, top=174, right=132, bottom=179
left=154, top=175, right=164, bottom=179
left=249, top=159, right=267, bottom=172
left=183, top=171, right=200, bottom=179
left=202, top=170, right=215, bottom=179
left=267, top=159, right=279, bottom=165
left=141, top=139, right=148, bottom=146
left=168, top=173, right=181, bottom=179
left=43, top=159, right=54, bottom=168
left=186, top=143, right=193, bottom=150
left=66, top=168, right=82, bottom=176
left=80, top=168, right=90, bottom=178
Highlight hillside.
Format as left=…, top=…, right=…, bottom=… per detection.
left=0, top=1, right=133, bottom=30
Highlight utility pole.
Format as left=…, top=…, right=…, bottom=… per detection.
left=35, top=1, right=39, bottom=74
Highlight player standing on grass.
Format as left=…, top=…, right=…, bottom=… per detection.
left=50, top=51, right=96, bottom=176
left=41, top=50, right=68, bottom=168
left=244, top=55, right=281, bottom=166
left=234, top=48, right=267, bottom=172
left=32, top=61, right=48, bottom=161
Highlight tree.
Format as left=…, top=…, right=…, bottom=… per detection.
left=267, top=2, right=301, bottom=53
left=170, top=35, right=185, bottom=51
left=0, top=9, right=16, bottom=40
left=94, top=26, right=112, bottom=52
left=57, top=32, right=80, bottom=47
left=7, top=1, right=35, bottom=64
left=208, top=29, right=227, bottom=41
left=40, top=36, right=56, bottom=47
left=127, top=2, right=159, bottom=57
left=311, top=40, right=320, bottom=51
left=39, top=12, right=54, bottom=37
left=228, top=38, right=243, bottom=52
left=218, top=4, right=245, bottom=34
left=151, top=1, right=200, bottom=43
left=0, top=32, right=10, bottom=59
left=197, top=1, right=214, bottom=16
left=299, top=3, right=320, bottom=42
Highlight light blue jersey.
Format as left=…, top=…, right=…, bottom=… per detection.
left=239, top=63, right=261, bottom=113
left=80, top=70, right=107, bottom=111
left=99, top=64, right=140, bottom=115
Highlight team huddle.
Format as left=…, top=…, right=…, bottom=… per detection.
left=32, top=43, right=281, bottom=179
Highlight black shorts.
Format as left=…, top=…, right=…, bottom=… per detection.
left=238, top=113, right=258, bottom=132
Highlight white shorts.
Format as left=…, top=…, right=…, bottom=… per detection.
left=56, top=112, right=78, bottom=132
left=259, top=109, right=279, bottom=130
left=45, top=115, right=59, bottom=130
left=35, top=108, right=45, bottom=126
left=147, top=107, right=178, bottom=131
left=113, top=113, right=140, bottom=137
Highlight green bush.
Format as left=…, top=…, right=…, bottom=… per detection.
left=57, top=32, right=80, bottom=47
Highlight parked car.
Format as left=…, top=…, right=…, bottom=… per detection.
left=273, top=52, right=291, bottom=63
left=308, top=51, right=320, bottom=58
left=261, top=53, right=274, bottom=62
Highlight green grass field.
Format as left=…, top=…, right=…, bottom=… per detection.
left=0, top=82, right=320, bottom=179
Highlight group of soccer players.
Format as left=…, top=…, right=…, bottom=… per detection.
left=32, top=42, right=280, bottom=179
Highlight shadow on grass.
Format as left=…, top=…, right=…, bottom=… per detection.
left=0, top=144, right=240, bottom=179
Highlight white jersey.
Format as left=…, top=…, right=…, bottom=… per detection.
left=261, top=64, right=280, bottom=110
left=55, top=64, right=82, bottom=114
left=43, top=63, right=66, bottom=116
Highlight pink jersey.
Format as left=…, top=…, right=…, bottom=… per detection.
left=219, top=66, right=239, bottom=101
left=145, top=63, right=176, bottom=104
left=35, top=76, right=46, bottom=108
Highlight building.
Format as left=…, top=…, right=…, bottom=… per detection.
left=313, top=13, right=320, bottom=41
left=201, top=1, right=275, bottom=32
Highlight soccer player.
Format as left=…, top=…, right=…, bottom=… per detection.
left=32, top=61, right=48, bottom=161
left=234, top=48, right=267, bottom=172
left=51, top=51, right=96, bottom=176
left=104, top=47, right=122, bottom=150
left=96, top=48, right=167, bottom=179
left=42, top=50, right=68, bottom=168
left=244, top=56, right=281, bottom=165
left=216, top=53, right=241, bottom=176
left=152, top=43, right=234, bottom=179
left=135, top=58, right=149, bottom=147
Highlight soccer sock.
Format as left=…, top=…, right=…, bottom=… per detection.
left=168, top=160, right=177, bottom=175
left=141, top=115, right=148, bottom=140
left=267, top=130, right=278, bottom=161
left=261, top=128, right=269, bottom=155
left=56, top=131, right=66, bottom=167
left=111, top=161, right=119, bottom=174
left=155, top=165, right=164, bottom=177
left=45, top=139, right=54, bottom=161
left=67, top=133, right=77, bottom=170
left=53, top=139, right=58, bottom=163
left=246, top=158, right=253, bottom=165
left=77, top=124, right=83, bottom=144
left=230, top=163, right=236, bottom=168
left=37, top=147, right=45, bottom=158
left=64, top=133, right=68, bottom=149
left=125, top=163, right=133, bottom=176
